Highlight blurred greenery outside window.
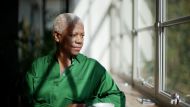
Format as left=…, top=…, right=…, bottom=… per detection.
left=165, top=23, right=190, bottom=103
left=164, top=0, right=190, bottom=104
left=166, top=0, right=190, bottom=20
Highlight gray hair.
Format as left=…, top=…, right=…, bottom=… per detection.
left=53, top=13, right=83, bottom=34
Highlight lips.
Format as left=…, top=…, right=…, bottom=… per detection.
left=72, top=46, right=82, bottom=51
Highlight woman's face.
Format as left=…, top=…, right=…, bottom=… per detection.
left=57, top=22, right=84, bottom=56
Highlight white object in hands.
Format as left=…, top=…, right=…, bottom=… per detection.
left=92, top=103, right=114, bottom=107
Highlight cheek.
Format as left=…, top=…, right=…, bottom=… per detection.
left=60, top=36, right=72, bottom=44
left=70, top=37, right=75, bottom=42
left=70, top=36, right=80, bottom=44
left=58, top=38, right=69, bottom=50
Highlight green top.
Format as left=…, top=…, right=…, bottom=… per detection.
left=24, top=51, right=125, bottom=107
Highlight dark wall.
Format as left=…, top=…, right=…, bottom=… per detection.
left=0, top=0, right=19, bottom=107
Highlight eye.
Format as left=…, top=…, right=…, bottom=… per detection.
left=81, top=34, right=85, bottom=37
left=70, top=34, right=76, bottom=37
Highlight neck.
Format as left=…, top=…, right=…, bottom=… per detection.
left=56, top=50, right=72, bottom=75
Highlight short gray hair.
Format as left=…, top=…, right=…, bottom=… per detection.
left=53, top=13, right=82, bottom=34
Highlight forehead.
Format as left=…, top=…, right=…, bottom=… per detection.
left=73, top=21, right=84, bottom=28
left=68, top=21, right=84, bottom=31
left=62, top=22, right=84, bottom=35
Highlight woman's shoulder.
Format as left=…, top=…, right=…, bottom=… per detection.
left=28, top=52, right=55, bottom=76
left=33, top=53, right=53, bottom=65
left=77, top=53, right=98, bottom=63
left=78, top=53, right=105, bottom=69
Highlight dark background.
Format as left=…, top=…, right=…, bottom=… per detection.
left=0, top=0, right=19, bottom=107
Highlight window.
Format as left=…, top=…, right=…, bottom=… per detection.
left=120, top=0, right=133, bottom=79
left=163, top=0, right=190, bottom=105
left=165, top=23, right=190, bottom=104
left=131, top=0, right=190, bottom=106
left=137, top=0, right=156, bottom=28
left=137, top=30, right=156, bottom=86
left=166, top=0, right=190, bottom=20
left=135, top=0, right=156, bottom=87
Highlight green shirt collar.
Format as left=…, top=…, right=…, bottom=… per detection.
left=49, top=49, right=83, bottom=64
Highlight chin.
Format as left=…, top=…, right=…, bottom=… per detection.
left=71, top=51, right=80, bottom=56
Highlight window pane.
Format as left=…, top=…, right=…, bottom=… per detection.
left=120, top=34, right=133, bottom=77
left=137, top=0, right=156, bottom=28
left=166, top=0, right=190, bottom=20
left=165, top=23, right=190, bottom=104
left=137, top=30, right=156, bottom=86
left=120, top=0, right=133, bottom=78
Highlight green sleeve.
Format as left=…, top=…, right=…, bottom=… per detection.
left=87, top=71, right=126, bottom=107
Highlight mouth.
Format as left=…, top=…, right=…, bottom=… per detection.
left=72, top=47, right=82, bottom=51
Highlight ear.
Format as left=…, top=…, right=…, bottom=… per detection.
left=53, top=31, right=60, bottom=42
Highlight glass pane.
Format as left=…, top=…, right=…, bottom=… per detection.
left=120, top=0, right=133, bottom=78
left=166, top=0, right=190, bottom=20
left=137, top=30, right=156, bottom=86
left=165, top=23, right=190, bottom=104
left=120, top=34, right=133, bottom=77
left=137, top=0, right=156, bottom=28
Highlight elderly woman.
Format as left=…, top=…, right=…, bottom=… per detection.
left=23, top=13, right=125, bottom=107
